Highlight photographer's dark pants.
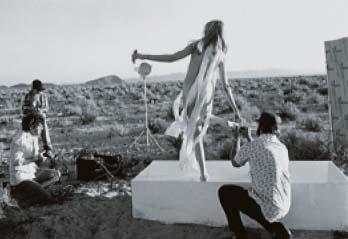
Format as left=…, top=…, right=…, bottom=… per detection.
left=11, top=181, right=53, bottom=208
left=41, top=116, right=52, bottom=151
left=22, top=113, right=52, bottom=151
left=218, top=185, right=273, bottom=239
left=11, top=169, right=59, bottom=208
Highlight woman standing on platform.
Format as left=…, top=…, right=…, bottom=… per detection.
left=132, top=20, right=241, bottom=181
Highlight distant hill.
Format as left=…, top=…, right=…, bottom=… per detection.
left=0, top=85, right=8, bottom=90
left=10, top=83, right=30, bottom=89
left=227, top=68, right=325, bottom=79
left=10, top=83, right=57, bottom=89
left=125, top=68, right=325, bottom=82
left=126, top=73, right=186, bottom=83
left=44, top=83, right=58, bottom=88
left=85, top=75, right=123, bottom=86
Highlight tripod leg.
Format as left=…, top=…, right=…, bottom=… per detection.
left=149, top=132, right=165, bottom=152
left=146, top=127, right=149, bottom=146
left=126, top=129, right=145, bottom=150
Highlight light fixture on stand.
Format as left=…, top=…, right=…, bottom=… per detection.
left=126, top=59, right=164, bottom=152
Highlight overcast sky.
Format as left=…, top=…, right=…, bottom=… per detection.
left=0, top=0, right=348, bottom=85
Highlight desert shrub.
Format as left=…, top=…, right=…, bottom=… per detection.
left=288, top=82, right=301, bottom=91
left=161, top=94, right=171, bottom=102
left=76, top=97, right=98, bottom=124
left=220, top=137, right=250, bottom=159
left=333, top=145, right=348, bottom=160
left=107, top=123, right=129, bottom=138
left=297, top=77, right=311, bottom=85
left=248, top=81, right=259, bottom=90
left=308, top=82, right=320, bottom=89
left=283, top=92, right=305, bottom=104
left=47, top=88, right=64, bottom=102
left=220, top=139, right=233, bottom=159
left=214, top=100, right=229, bottom=115
left=235, top=95, right=251, bottom=112
left=277, top=103, right=300, bottom=121
left=217, top=95, right=260, bottom=122
left=237, top=96, right=260, bottom=122
left=133, top=104, right=146, bottom=115
left=63, top=104, right=82, bottom=116
left=131, top=91, right=142, bottom=101
left=320, top=102, right=329, bottom=111
left=332, top=145, right=348, bottom=176
left=299, top=85, right=310, bottom=93
left=296, top=115, right=323, bottom=132
left=317, top=87, right=328, bottom=96
left=148, top=118, right=169, bottom=134
left=165, top=104, right=176, bottom=120
left=280, top=129, right=330, bottom=160
left=283, top=88, right=292, bottom=95
left=247, top=91, right=261, bottom=100
left=0, top=97, right=13, bottom=109
left=236, top=88, right=246, bottom=96
left=166, top=134, right=183, bottom=153
left=241, top=105, right=261, bottom=122
left=280, top=81, right=288, bottom=87
left=80, top=108, right=97, bottom=124
left=146, top=89, right=156, bottom=99
left=0, top=117, right=14, bottom=128
left=305, top=93, right=321, bottom=104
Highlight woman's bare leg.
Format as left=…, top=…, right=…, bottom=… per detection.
left=195, top=124, right=207, bottom=181
left=196, top=139, right=208, bottom=181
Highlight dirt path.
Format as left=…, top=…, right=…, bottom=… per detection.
left=0, top=195, right=343, bottom=239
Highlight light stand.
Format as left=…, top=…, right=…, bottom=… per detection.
left=126, top=62, right=164, bottom=152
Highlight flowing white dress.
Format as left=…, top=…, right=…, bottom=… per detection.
left=165, top=40, right=226, bottom=177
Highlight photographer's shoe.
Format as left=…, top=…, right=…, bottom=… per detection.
left=271, top=222, right=291, bottom=239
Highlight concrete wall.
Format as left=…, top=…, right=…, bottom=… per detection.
left=132, top=161, right=348, bottom=230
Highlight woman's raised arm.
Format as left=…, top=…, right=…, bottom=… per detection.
left=132, top=43, right=195, bottom=63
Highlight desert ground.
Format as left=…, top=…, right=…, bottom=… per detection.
left=1, top=74, right=348, bottom=239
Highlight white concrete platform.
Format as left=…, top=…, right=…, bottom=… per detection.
left=132, top=161, right=348, bottom=230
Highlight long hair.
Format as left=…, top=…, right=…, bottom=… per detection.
left=201, top=20, right=227, bottom=52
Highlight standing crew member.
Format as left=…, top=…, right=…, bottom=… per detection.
left=22, top=79, right=53, bottom=158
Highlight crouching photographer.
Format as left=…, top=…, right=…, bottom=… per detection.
left=218, top=112, right=291, bottom=239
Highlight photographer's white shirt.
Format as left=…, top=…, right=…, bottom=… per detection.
left=9, top=131, right=39, bottom=186
left=234, top=134, right=291, bottom=222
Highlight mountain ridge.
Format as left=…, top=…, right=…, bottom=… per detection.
left=125, top=68, right=326, bottom=82
left=3, top=68, right=326, bottom=87
left=85, top=75, right=123, bottom=86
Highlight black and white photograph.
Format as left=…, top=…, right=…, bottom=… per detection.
left=0, top=0, right=348, bottom=238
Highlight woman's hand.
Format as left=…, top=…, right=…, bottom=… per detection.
left=132, top=50, right=142, bottom=63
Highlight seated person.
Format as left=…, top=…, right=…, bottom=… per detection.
left=218, top=112, right=291, bottom=239
left=9, top=114, right=61, bottom=208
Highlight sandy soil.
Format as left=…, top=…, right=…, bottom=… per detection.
left=0, top=194, right=345, bottom=239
